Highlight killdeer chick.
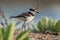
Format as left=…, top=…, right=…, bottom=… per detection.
left=10, top=8, right=39, bottom=31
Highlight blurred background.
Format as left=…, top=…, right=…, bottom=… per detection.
left=0, top=0, right=60, bottom=29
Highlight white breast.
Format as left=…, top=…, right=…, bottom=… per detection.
left=26, top=16, right=35, bottom=23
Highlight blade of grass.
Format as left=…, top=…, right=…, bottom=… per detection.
left=55, top=20, right=60, bottom=32
left=0, top=28, right=3, bottom=40
left=3, top=21, right=15, bottom=40
left=32, top=24, right=38, bottom=33
left=16, top=30, right=29, bottom=40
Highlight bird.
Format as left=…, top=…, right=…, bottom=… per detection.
left=10, top=8, right=39, bottom=31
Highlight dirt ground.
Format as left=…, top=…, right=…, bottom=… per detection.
left=29, top=33, right=60, bottom=40
left=13, top=30, right=60, bottom=40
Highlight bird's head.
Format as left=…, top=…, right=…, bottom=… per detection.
left=29, top=8, right=39, bottom=13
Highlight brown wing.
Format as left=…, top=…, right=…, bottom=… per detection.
left=19, top=12, right=31, bottom=16
left=10, top=12, right=31, bottom=18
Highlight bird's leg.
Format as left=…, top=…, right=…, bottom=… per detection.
left=27, top=23, right=30, bottom=29
left=22, top=23, right=24, bottom=31
left=22, top=25, right=23, bottom=31
left=22, top=22, right=26, bottom=31
left=24, top=23, right=26, bottom=31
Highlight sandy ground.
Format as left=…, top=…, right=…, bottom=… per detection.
left=29, top=33, right=60, bottom=40
left=13, top=30, right=60, bottom=40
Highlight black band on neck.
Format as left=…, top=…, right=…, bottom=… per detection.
left=28, top=12, right=34, bottom=16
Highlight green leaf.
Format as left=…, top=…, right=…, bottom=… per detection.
left=55, top=20, right=60, bottom=32
left=16, top=30, right=29, bottom=40
left=23, top=37, right=29, bottom=40
left=3, top=21, right=15, bottom=40
left=37, top=20, right=44, bottom=33
left=32, top=24, right=38, bottom=33
left=0, top=28, right=3, bottom=40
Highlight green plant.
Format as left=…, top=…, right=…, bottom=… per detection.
left=16, top=30, right=29, bottom=40
left=32, top=16, right=53, bottom=33
left=32, top=24, right=38, bottom=33
left=0, top=21, right=29, bottom=40
left=55, top=20, right=60, bottom=32
left=32, top=16, right=60, bottom=34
